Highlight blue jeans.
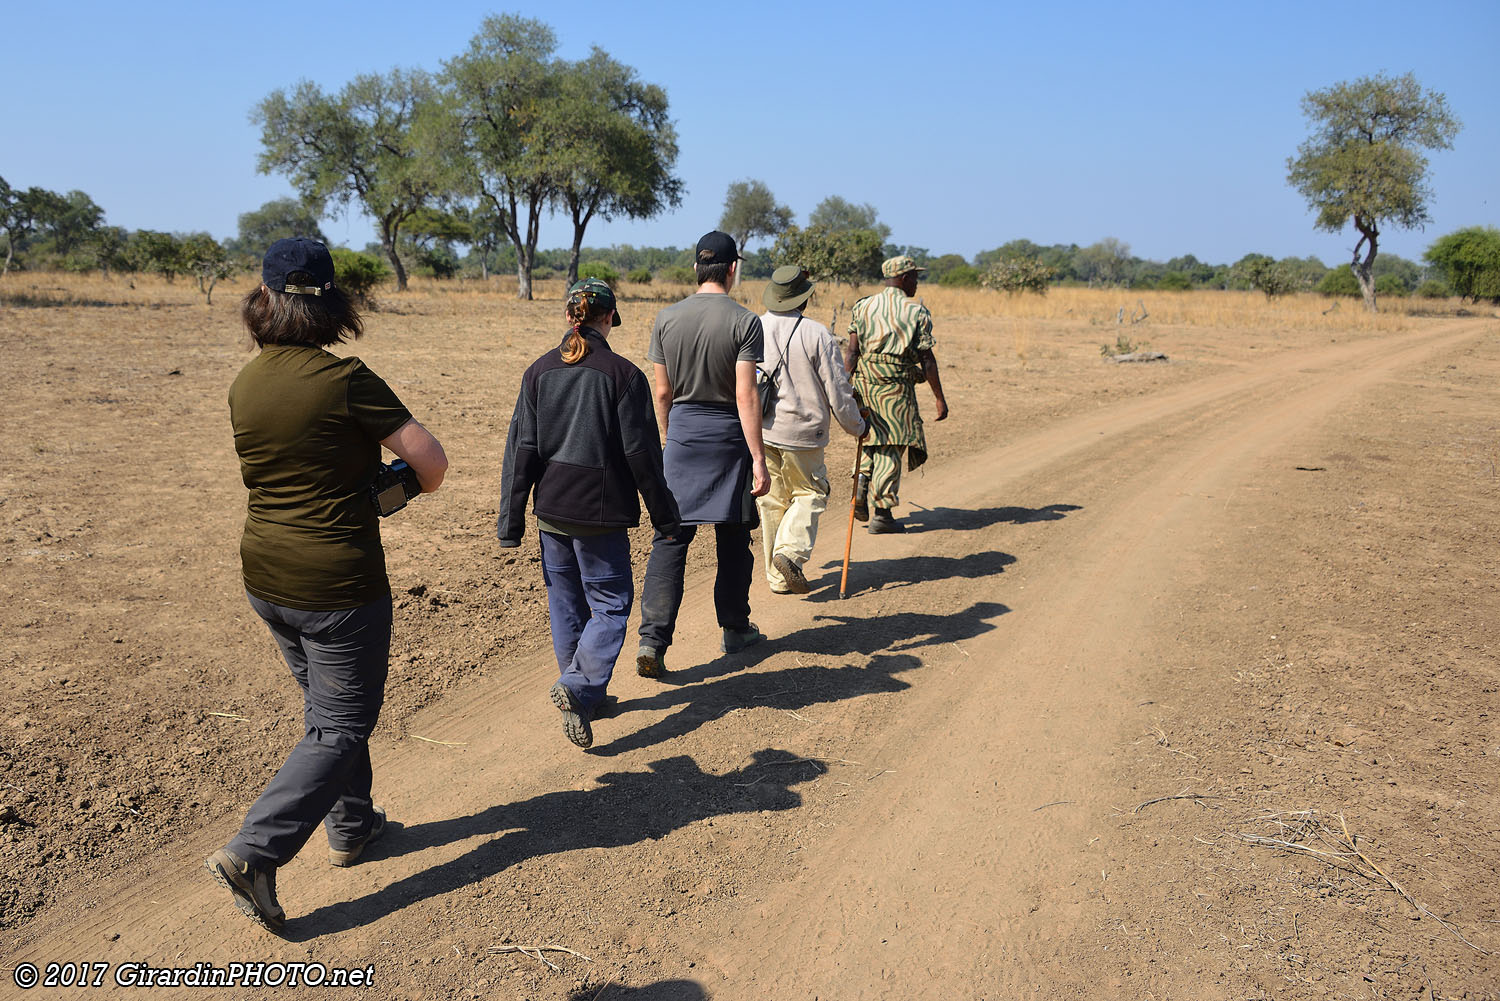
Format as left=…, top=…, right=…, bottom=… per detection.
left=540, top=530, right=633, bottom=713
left=230, top=593, right=390, bottom=868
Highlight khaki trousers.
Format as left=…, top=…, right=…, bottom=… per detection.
left=757, top=444, right=830, bottom=591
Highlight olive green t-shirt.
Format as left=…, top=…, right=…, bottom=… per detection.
left=228, top=345, right=412, bottom=610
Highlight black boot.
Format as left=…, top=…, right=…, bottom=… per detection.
left=867, top=507, right=905, bottom=534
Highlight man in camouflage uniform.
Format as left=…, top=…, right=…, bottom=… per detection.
left=844, top=255, right=949, bottom=533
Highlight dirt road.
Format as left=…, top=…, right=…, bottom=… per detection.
left=5, top=306, right=1497, bottom=999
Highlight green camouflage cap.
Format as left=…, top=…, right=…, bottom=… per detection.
left=881, top=255, right=927, bottom=279
left=567, top=277, right=621, bottom=326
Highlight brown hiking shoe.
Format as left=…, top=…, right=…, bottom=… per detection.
left=329, top=806, right=387, bottom=867
left=206, top=848, right=285, bottom=932
left=636, top=645, right=666, bottom=679
left=772, top=554, right=811, bottom=594
left=867, top=507, right=906, bottom=534
left=549, top=682, right=593, bottom=749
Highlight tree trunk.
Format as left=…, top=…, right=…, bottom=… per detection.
left=381, top=216, right=408, bottom=292
left=515, top=248, right=532, bottom=301
left=3, top=239, right=15, bottom=276
left=1353, top=218, right=1379, bottom=313
left=566, top=202, right=593, bottom=287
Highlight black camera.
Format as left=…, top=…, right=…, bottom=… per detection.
left=370, top=459, right=422, bottom=517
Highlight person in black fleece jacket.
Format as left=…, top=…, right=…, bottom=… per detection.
left=498, top=279, right=680, bottom=748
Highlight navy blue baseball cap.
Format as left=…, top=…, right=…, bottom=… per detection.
left=262, top=237, right=336, bottom=296
left=695, top=231, right=743, bottom=266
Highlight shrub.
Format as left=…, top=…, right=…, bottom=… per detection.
left=1317, top=265, right=1361, bottom=297
left=330, top=248, right=390, bottom=301
left=980, top=257, right=1055, bottom=295
left=1425, top=226, right=1500, bottom=303
left=937, top=265, right=980, bottom=287
left=578, top=260, right=620, bottom=286
left=1415, top=279, right=1451, bottom=299
left=1156, top=271, right=1192, bottom=291
left=1374, top=273, right=1408, bottom=297
left=627, top=267, right=653, bottom=284
left=663, top=266, right=696, bottom=285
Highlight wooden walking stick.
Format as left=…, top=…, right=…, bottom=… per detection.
left=839, top=435, right=865, bottom=599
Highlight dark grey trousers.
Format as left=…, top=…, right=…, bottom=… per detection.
left=228, top=592, right=391, bottom=869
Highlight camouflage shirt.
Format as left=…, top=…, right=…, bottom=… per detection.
left=848, top=286, right=935, bottom=466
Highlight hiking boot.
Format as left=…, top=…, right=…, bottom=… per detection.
left=867, top=507, right=906, bottom=534
left=549, top=681, right=593, bottom=749
left=636, top=644, right=666, bottom=679
left=772, top=554, right=811, bottom=594
left=852, top=490, right=870, bottom=523
left=328, top=806, right=387, bottom=868
left=206, top=848, right=285, bottom=933
left=721, top=622, right=766, bottom=654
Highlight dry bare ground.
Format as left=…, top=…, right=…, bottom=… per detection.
left=1, top=274, right=1497, bottom=999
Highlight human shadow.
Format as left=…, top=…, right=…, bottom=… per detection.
left=903, top=502, right=1082, bottom=533
left=804, top=547, right=1016, bottom=601
left=591, top=601, right=1010, bottom=756
left=567, top=981, right=706, bottom=1001
left=285, top=748, right=817, bottom=938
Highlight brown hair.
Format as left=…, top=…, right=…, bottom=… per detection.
left=694, top=260, right=732, bottom=287
left=241, top=273, right=363, bottom=349
left=561, top=293, right=612, bottom=364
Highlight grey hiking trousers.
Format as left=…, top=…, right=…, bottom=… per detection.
left=227, top=593, right=391, bottom=869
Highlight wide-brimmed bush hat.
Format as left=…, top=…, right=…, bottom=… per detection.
left=762, top=265, right=815, bottom=312
left=263, top=237, right=336, bottom=295
left=568, top=277, right=622, bottom=326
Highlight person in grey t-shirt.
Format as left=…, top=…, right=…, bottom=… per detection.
left=636, top=231, right=770, bottom=677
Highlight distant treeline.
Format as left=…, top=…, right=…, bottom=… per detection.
left=4, top=177, right=1496, bottom=304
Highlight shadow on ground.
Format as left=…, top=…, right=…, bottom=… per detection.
left=903, top=502, right=1082, bottom=533
left=286, top=748, right=817, bottom=938
left=567, top=980, right=706, bottom=1000
left=805, top=547, right=1016, bottom=599
left=590, top=601, right=1010, bottom=756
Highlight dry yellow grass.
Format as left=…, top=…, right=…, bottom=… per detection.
left=2, top=270, right=1483, bottom=339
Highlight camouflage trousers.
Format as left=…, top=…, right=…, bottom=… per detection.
left=859, top=444, right=906, bottom=509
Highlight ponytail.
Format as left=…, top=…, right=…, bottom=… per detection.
left=561, top=291, right=602, bottom=364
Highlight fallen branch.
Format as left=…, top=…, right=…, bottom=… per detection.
left=208, top=712, right=250, bottom=722
left=1337, top=814, right=1491, bottom=956
left=1033, top=800, right=1072, bottom=812
left=1133, top=789, right=1220, bottom=814
left=489, top=944, right=593, bottom=971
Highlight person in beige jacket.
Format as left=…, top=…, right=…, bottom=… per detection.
left=756, top=266, right=868, bottom=594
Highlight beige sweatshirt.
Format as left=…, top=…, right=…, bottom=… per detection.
left=759, top=310, right=867, bottom=450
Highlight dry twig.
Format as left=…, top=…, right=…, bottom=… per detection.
left=410, top=734, right=467, bottom=747
left=1133, top=789, right=1220, bottom=814
left=489, top=944, right=593, bottom=971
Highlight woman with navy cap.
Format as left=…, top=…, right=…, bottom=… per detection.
left=207, top=238, right=447, bottom=932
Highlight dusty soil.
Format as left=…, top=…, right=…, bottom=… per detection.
left=1, top=276, right=1497, bottom=999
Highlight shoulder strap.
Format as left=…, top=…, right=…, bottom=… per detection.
left=769, top=315, right=802, bottom=380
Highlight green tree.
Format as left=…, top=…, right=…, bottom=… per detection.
left=924, top=253, right=970, bottom=284
left=1234, top=255, right=1296, bottom=299
left=1287, top=72, right=1460, bottom=312
left=808, top=196, right=890, bottom=242
left=232, top=198, right=327, bottom=258
left=255, top=69, right=451, bottom=291
left=1424, top=226, right=1500, bottom=303
left=180, top=234, right=237, bottom=304
left=549, top=49, right=682, bottom=285
left=1074, top=237, right=1132, bottom=286
left=1317, top=264, right=1361, bottom=297
left=443, top=15, right=562, bottom=300
left=771, top=225, right=884, bottom=286
left=719, top=179, right=792, bottom=252
left=128, top=230, right=184, bottom=282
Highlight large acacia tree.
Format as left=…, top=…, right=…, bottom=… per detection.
left=255, top=69, right=452, bottom=291
left=443, top=16, right=559, bottom=300
left=550, top=49, right=682, bottom=286
left=719, top=179, right=792, bottom=252
left=1286, top=72, right=1460, bottom=312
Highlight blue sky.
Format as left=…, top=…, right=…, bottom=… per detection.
left=5, top=0, right=1495, bottom=267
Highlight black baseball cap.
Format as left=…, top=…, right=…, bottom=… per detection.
left=695, top=230, right=743, bottom=266
left=262, top=237, right=336, bottom=296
